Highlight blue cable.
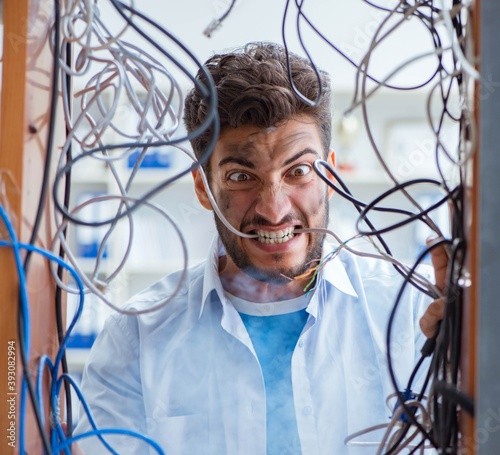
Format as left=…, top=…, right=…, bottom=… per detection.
left=54, top=429, right=165, bottom=455
left=54, top=373, right=118, bottom=455
left=0, top=233, right=85, bottom=454
left=0, top=205, right=165, bottom=455
left=36, top=355, right=55, bottom=428
left=0, top=206, right=33, bottom=455
left=54, top=373, right=165, bottom=455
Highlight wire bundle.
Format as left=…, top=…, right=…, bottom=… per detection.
left=6, top=0, right=477, bottom=452
left=283, top=0, right=476, bottom=453
left=8, top=0, right=220, bottom=452
left=52, top=0, right=220, bottom=314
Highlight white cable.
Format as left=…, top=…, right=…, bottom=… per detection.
left=437, top=0, right=480, bottom=81
left=196, top=165, right=258, bottom=239
left=51, top=195, right=188, bottom=315
left=295, top=227, right=440, bottom=296
left=344, top=397, right=431, bottom=451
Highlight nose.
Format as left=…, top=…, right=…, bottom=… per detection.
left=254, top=183, right=292, bottom=224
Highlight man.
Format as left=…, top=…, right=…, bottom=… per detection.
left=74, top=42, right=444, bottom=454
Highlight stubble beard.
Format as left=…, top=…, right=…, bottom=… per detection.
left=213, top=199, right=329, bottom=285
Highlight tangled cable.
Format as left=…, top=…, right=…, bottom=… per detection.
left=8, top=0, right=476, bottom=453
left=284, top=0, right=475, bottom=453
left=12, top=0, right=221, bottom=452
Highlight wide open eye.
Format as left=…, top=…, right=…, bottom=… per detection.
left=227, top=171, right=254, bottom=182
left=287, top=164, right=311, bottom=177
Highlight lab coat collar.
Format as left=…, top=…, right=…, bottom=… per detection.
left=320, top=243, right=358, bottom=298
left=199, top=237, right=358, bottom=318
left=199, top=237, right=227, bottom=318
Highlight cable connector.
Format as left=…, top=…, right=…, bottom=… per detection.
left=421, top=320, right=441, bottom=357
left=391, top=388, right=417, bottom=423
left=203, top=0, right=237, bottom=38
left=203, top=19, right=222, bottom=38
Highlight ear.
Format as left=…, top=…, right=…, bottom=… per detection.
left=192, top=168, right=213, bottom=210
left=326, top=149, right=336, bottom=199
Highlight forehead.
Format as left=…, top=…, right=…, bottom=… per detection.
left=212, top=116, right=324, bottom=166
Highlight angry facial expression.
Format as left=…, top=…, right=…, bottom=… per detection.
left=195, top=115, right=334, bottom=286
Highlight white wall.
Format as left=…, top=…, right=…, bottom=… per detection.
left=98, top=0, right=446, bottom=92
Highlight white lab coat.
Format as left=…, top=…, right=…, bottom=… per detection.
left=75, top=238, right=434, bottom=454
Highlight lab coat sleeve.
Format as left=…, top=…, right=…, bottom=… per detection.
left=74, top=313, right=152, bottom=454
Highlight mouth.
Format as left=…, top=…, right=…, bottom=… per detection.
left=251, top=226, right=299, bottom=245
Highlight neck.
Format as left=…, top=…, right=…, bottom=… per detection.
left=218, top=256, right=314, bottom=303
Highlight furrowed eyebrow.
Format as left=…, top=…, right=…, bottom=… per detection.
left=282, top=148, right=320, bottom=167
left=217, top=156, right=256, bottom=168
left=217, top=147, right=320, bottom=169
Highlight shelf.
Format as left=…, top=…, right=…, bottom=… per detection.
left=66, top=348, right=91, bottom=371
left=70, top=157, right=194, bottom=183
left=123, top=169, right=193, bottom=186
left=71, top=256, right=201, bottom=276
left=70, top=165, right=110, bottom=184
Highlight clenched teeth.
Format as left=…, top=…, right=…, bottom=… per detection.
left=255, top=227, right=296, bottom=244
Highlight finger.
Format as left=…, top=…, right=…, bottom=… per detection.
left=420, top=297, right=446, bottom=338
left=426, top=238, right=448, bottom=293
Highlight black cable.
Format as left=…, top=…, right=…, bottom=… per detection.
left=356, top=179, right=453, bottom=237
left=18, top=2, right=62, bottom=453
left=429, top=238, right=465, bottom=452
left=314, top=160, right=439, bottom=222
left=281, top=0, right=324, bottom=106
left=385, top=239, right=449, bottom=450
left=433, top=381, right=474, bottom=416
left=407, top=354, right=427, bottom=393
left=407, top=437, right=425, bottom=454
left=313, top=159, right=437, bottom=297
left=288, top=0, right=441, bottom=93
left=57, top=38, right=74, bottom=439
left=218, top=0, right=237, bottom=22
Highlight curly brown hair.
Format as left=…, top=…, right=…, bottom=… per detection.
left=183, top=42, right=332, bottom=167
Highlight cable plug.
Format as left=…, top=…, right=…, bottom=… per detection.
left=420, top=320, right=442, bottom=357
left=203, top=19, right=221, bottom=38
left=391, top=388, right=417, bottom=423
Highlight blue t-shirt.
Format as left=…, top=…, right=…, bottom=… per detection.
left=226, top=293, right=310, bottom=455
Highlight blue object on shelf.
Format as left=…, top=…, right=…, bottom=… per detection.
left=127, top=148, right=172, bottom=168
left=78, top=241, right=108, bottom=259
left=66, top=333, right=97, bottom=349
left=75, top=192, right=110, bottom=259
